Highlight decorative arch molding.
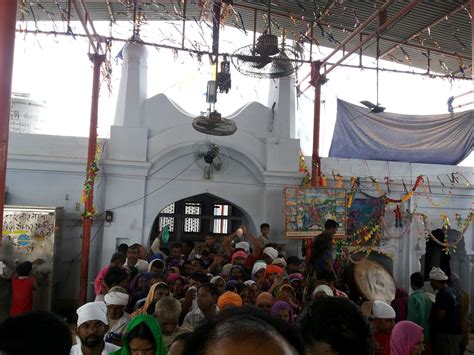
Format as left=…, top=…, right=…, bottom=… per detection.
left=147, top=141, right=265, bottom=184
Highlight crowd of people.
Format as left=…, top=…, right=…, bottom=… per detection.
left=0, top=220, right=470, bottom=355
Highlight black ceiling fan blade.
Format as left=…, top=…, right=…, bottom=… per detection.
left=371, top=106, right=386, bottom=113
left=360, top=100, right=377, bottom=109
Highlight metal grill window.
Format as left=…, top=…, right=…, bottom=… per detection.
left=160, top=203, right=175, bottom=214
left=159, top=216, right=174, bottom=232
left=184, top=202, right=201, bottom=233
left=213, top=204, right=230, bottom=234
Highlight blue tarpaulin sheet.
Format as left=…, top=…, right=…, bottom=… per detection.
left=329, top=99, right=473, bottom=165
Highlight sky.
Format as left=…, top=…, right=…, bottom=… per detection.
left=10, top=20, right=473, bottom=166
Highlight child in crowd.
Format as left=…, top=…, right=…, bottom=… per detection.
left=10, top=258, right=43, bottom=316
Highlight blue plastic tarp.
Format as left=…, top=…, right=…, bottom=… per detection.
left=329, top=99, right=473, bottom=165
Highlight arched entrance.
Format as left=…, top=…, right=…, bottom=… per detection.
left=150, top=193, right=250, bottom=243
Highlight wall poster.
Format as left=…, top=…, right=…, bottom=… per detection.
left=284, top=188, right=347, bottom=239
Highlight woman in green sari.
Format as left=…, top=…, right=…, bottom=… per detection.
left=112, top=314, right=166, bottom=355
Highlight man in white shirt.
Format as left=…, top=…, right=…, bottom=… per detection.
left=124, top=244, right=149, bottom=274
left=70, top=301, right=120, bottom=355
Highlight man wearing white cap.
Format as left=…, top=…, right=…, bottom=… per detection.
left=429, top=267, right=462, bottom=355
left=104, top=287, right=131, bottom=347
left=262, top=247, right=278, bottom=264
left=370, top=300, right=396, bottom=355
left=71, top=301, right=120, bottom=355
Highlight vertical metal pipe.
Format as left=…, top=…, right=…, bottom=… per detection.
left=0, top=0, right=18, bottom=240
left=181, top=0, right=187, bottom=49
left=311, top=61, right=322, bottom=187
left=79, top=53, right=105, bottom=304
left=212, top=0, right=221, bottom=56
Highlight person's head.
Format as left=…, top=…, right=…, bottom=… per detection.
left=390, top=321, right=424, bottom=355
left=182, top=306, right=304, bottom=355
left=205, top=234, right=216, bottom=246
left=123, top=315, right=166, bottom=355
left=104, top=286, right=130, bottom=320
left=300, top=297, right=373, bottom=355
left=210, top=276, right=226, bottom=295
left=104, top=266, right=129, bottom=289
left=429, top=267, right=448, bottom=290
left=244, top=280, right=259, bottom=304
left=118, top=243, right=129, bottom=255
left=271, top=301, right=294, bottom=324
left=286, top=256, right=300, bottom=273
left=217, top=291, right=243, bottom=310
left=410, top=272, right=424, bottom=291
left=272, top=258, right=287, bottom=269
left=191, top=258, right=206, bottom=273
left=230, top=265, right=245, bottom=280
left=0, top=311, right=72, bottom=355
left=154, top=296, right=181, bottom=336
left=371, top=300, right=396, bottom=334
left=231, top=250, right=248, bottom=266
left=197, top=283, right=219, bottom=312
left=75, top=302, right=109, bottom=349
left=189, top=272, right=209, bottom=288
left=263, top=247, right=278, bottom=264
left=265, top=264, right=284, bottom=283
left=256, top=292, right=275, bottom=312
left=110, top=252, right=127, bottom=267
left=171, top=243, right=183, bottom=259
left=311, top=285, right=334, bottom=300
left=15, top=261, right=33, bottom=277
left=153, top=282, right=170, bottom=302
left=277, top=284, right=296, bottom=303
left=127, top=245, right=140, bottom=266
left=148, top=258, right=165, bottom=273
left=168, top=332, right=192, bottom=355
left=181, top=261, right=193, bottom=276
left=260, top=223, right=271, bottom=237
left=168, top=274, right=185, bottom=295
left=324, top=219, right=339, bottom=236
left=251, top=261, right=267, bottom=280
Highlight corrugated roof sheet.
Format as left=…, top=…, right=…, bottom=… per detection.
left=16, top=0, right=472, bottom=78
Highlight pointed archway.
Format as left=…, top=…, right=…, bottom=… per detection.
left=149, top=193, right=251, bottom=244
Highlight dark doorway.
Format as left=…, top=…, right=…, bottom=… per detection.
left=150, top=193, right=248, bottom=244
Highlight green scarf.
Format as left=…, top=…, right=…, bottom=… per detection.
left=111, top=314, right=167, bottom=355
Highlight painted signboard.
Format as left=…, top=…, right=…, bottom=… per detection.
left=284, top=188, right=347, bottom=239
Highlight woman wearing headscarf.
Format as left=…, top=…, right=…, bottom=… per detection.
left=126, top=273, right=149, bottom=313
left=131, top=283, right=170, bottom=317
left=389, top=320, right=424, bottom=355
left=271, top=300, right=295, bottom=325
left=391, top=288, right=409, bottom=323
left=229, top=265, right=247, bottom=282
left=112, top=314, right=167, bottom=355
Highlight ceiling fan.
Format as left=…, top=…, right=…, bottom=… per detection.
left=360, top=37, right=385, bottom=113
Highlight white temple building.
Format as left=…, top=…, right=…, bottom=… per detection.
left=4, top=40, right=473, bottom=312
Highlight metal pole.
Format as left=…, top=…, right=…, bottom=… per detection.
left=79, top=53, right=105, bottom=304
left=0, top=0, right=18, bottom=240
left=311, top=61, right=322, bottom=187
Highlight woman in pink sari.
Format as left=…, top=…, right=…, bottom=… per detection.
left=390, top=320, right=424, bottom=355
